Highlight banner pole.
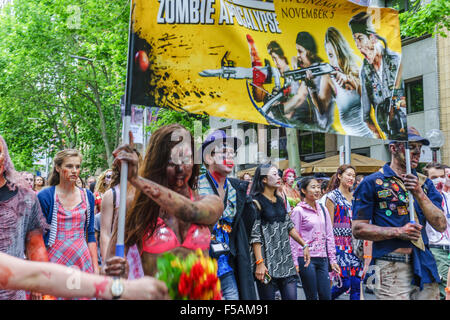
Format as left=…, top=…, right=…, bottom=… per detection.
left=404, top=141, right=415, bottom=224
left=344, top=135, right=351, bottom=164
left=116, top=0, right=135, bottom=258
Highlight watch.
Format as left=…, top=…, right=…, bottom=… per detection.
left=111, top=277, right=124, bottom=300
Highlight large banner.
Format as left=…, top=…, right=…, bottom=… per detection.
left=130, top=0, right=407, bottom=141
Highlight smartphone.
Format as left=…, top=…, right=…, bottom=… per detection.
left=263, top=272, right=271, bottom=284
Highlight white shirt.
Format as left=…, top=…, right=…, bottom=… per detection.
left=426, top=192, right=450, bottom=246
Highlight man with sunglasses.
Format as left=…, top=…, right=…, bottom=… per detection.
left=423, top=162, right=450, bottom=299
left=199, top=130, right=257, bottom=300
left=352, top=127, right=447, bottom=300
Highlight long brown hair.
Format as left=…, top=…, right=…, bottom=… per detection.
left=123, top=124, right=200, bottom=250
left=48, top=149, right=82, bottom=186
left=326, top=164, right=356, bottom=193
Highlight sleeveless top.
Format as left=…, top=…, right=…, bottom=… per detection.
left=333, top=78, right=373, bottom=138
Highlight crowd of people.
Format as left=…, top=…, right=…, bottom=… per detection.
left=0, top=125, right=449, bottom=301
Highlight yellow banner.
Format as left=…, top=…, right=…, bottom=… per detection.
left=130, top=0, right=407, bottom=141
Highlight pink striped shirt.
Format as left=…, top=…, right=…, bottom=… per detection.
left=290, top=200, right=337, bottom=266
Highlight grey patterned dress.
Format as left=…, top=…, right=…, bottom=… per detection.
left=250, top=194, right=297, bottom=279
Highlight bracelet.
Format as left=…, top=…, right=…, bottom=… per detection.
left=363, top=255, right=372, bottom=259
left=445, top=287, right=450, bottom=293
left=303, top=244, right=309, bottom=250
left=255, top=259, right=264, bottom=265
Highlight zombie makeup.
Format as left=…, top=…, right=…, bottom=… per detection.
left=264, top=166, right=282, bottom=189
left=167, top=141, right=193, bottom=190
left=104, top=171, right=112, bottom=185
left=285, top=172, right=295, bottom=186
left=57, top=156, right=81, bottom=184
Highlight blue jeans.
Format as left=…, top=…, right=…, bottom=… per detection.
left=220, top=271, right=240, bottom=300
left=331, top=275, right=361, bottom=300
left=298, top=257, right=331, bottom=300
left=256, top=275, right=298, bottom=300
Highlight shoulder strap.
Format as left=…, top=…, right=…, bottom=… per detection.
left=252, top=199, right=262, bottom=212
left=111, top=187, right=118, bottom=233
left=318, top=203, right=330, bottom=259
left=112, top=186, right=117, bottom=210
left=319, top=203, right=328, bottom=228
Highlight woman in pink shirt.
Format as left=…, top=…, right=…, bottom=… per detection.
left=290, top=177, right=340, bottom=300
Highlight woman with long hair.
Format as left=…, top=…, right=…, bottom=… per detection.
left=324, top=27, right=373, bottom=137
left=103, top=124, right=223, bottom=280
left=249, top=164, right=310, bottom=300
left=33, top=176, right=46, bottom=193
left=291, top=177, right=339, bottom=300
left=99, top=149, right=140, bottom=263
left=37, top=149, right=99, bottom=299
left=325, top=164, right=363, bottom=300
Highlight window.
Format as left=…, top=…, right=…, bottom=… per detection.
left=405, top=78, right=424, bottom=114
left=298, top=131, right=325, bottom=160
left=266, top=126, right=287, bottom=159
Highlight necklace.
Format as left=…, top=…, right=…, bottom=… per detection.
left=262, top=193, right=277, bottom=203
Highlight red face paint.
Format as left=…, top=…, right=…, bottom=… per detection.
left=94, top=277, right=109, bottom=298
left=211, top=170, right=226, bottom=183
left=223, top=158, right=234, bottom=169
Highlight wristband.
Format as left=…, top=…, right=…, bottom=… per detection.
left=445, top=287, right=450, bottom=293
left=255, top=259, right=264, bottom=265
left=363, top=255, right=372, bottom=259
left=303, top=244, right=309, bottom=250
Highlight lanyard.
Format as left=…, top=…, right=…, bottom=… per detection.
left=206, top=171, right=228, bottom=210
left=207, top=171, right=227, bottom=191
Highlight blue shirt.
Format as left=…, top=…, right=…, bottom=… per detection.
left=198, top=172, right=237, bottom=278
left=352, top=163, right=442, bottom=288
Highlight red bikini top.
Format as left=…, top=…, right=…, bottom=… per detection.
left=141, top=189, right=211, bottom=254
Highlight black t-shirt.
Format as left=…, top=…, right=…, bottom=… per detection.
left=254, top=193, right=286, bottom=224
left=0, top=183, right=18, bottom=202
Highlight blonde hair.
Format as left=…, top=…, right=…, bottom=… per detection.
left=48, top=149, right=82, bottom=186
left=325, top=27, right=360, bottom=80
left=95, top=169, right=112, bottom=194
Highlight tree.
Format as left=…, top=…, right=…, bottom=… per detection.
left=399, top=0, right=450, bottom=38
left=0, top=0, right=130, bottom=173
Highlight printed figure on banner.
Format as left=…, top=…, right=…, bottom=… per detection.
left=129, top=0, right=406, bottom=141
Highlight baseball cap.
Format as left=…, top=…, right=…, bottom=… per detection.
left=200, top=130, right=242, bottom=160
left=388, top=126, right=430, bottom=146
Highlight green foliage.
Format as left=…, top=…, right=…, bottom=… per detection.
left=399, top=0, right=450, bottom=38
left=0, top=0, right=130, bottom=174
left=148, top=108, right=210, bottom=136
